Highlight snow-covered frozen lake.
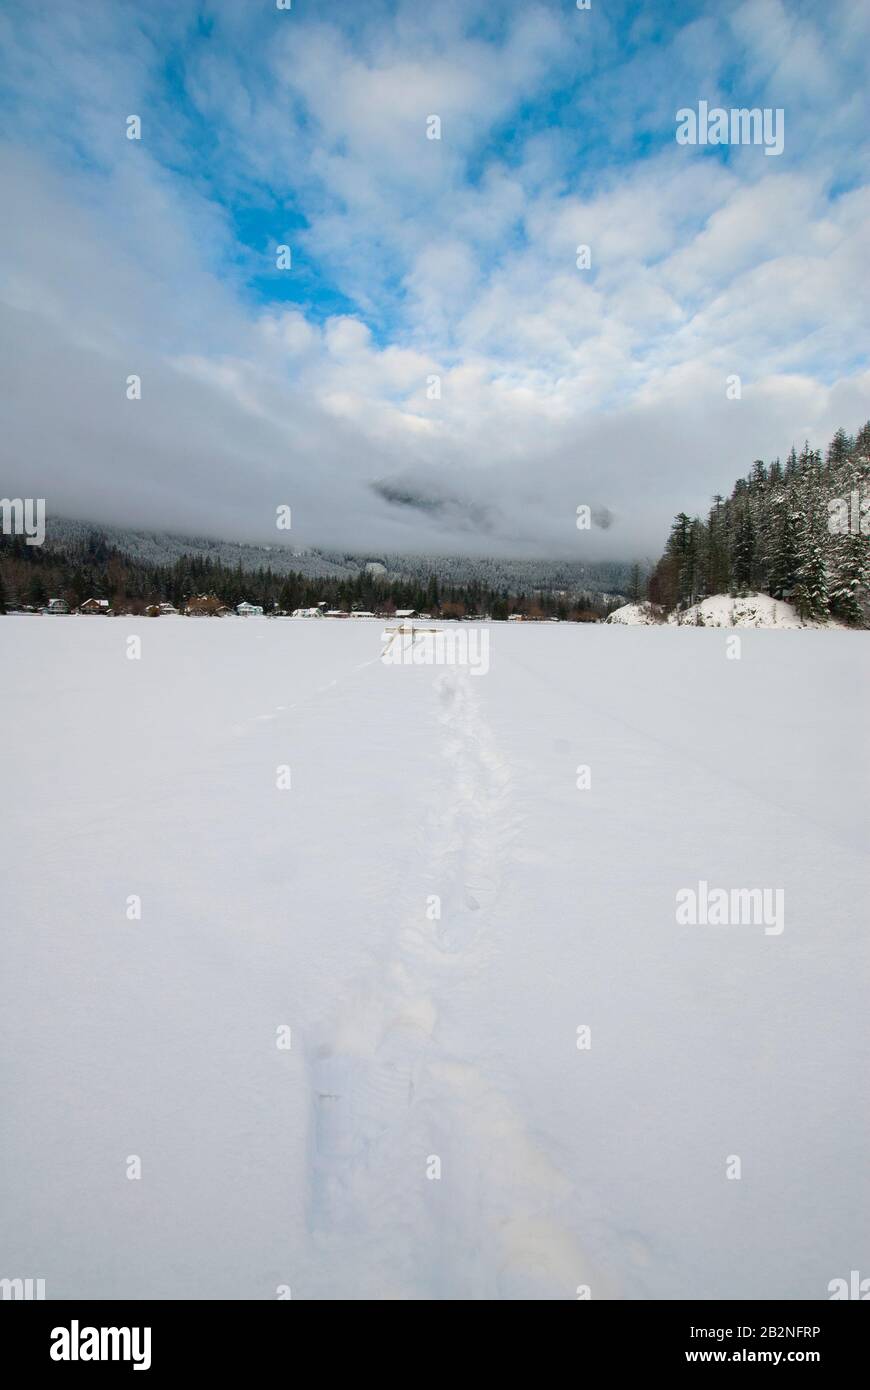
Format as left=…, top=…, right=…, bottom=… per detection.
left=1, top=617, right=867, bottom=1299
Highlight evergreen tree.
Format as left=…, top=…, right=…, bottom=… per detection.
left=791, top=518, right=829, bottom=621
left=731, top=508, right=755, bottom=591
left=27, top=571, right=47, bottom=607
left=664, top=513, right=696, bottom=607
left=826, top=428, right=851, bottom=465
left=706, top=496, right=729, bottom=593
left=749, top=459, right=767, bottom=492
left=766, top=502, right=801, bottom=600
left=829, top=529, right=868, bottom=625
left=689, top=518, right=707, bottom=600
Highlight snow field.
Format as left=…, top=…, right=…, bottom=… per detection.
left=1, top=617, right=867, bottom=1298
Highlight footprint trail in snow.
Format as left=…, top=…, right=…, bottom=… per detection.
left=303, top=669, right=605, bottom=1299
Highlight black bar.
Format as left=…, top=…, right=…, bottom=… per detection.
left=2, top=1299, right=865, bottom=1375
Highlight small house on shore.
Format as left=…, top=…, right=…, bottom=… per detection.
left=236, top=601, right=264, bottom=616
left=185, top=594, right=227, bottom=616
left=79, top=597, right=110, bottom=614
left=45, top=598, right=69, bottom=614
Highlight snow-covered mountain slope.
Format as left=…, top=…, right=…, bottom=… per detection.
left=1, top=619, right=867, bottom=1299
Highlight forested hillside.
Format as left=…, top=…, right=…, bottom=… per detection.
left=37, top=517, right=635, bottom=596
left=649, top=423, right=870, bottom=625
left=0, top=530, right=619, bottom=622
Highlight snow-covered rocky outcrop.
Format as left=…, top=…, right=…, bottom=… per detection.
left=668, top=593, right=843, bottom=629
left=607, top=593, right=845, bottom=629
left=605, top=601, right=664, bottom=625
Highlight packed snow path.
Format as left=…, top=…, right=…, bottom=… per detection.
left=2, top=618, right=867, bottom=1299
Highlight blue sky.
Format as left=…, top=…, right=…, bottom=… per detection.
left=1, top=0, right=868, bottom=555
